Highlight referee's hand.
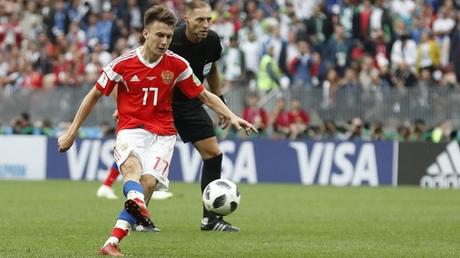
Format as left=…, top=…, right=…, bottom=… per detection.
left=218, top=115, right=230, bottom=129
left=231, top=116, right=259, bottom=136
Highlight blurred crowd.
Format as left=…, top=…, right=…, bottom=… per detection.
left=1, top=0, right=460, bottom=91
left=3, top=101, right=459, bottom=143
left=1, top=0, right=460, bottom=141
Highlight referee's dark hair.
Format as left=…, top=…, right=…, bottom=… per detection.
left=144, top=5, right=177, bottom=28
left=185, top=0, right=211, bottom=12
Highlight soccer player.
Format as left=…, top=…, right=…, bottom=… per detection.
left=57, top=5, right=256, bottom=256
left=98, top=1, right=242, bottom=232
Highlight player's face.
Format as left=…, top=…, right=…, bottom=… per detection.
left=185, top=6, right=212, bottom=40
left=143, top=21, right=174, bottom=58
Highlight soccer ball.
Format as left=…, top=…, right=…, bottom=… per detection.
left=202, top=179, right=240, bottom=216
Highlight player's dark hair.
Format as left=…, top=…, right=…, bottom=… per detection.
left=185, top=0, right=211, bottom=12
left=143, top=5, right=177, bottom=28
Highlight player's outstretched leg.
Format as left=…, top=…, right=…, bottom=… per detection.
left=97, top=162, right=120, bottom=199
left=99, top=210, right=135, bottom=256
left=123, top=180, right=158, bottom=231
left=198, top=153, right=240, bottom=232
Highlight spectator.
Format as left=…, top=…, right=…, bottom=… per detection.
left=343, top=117, right=369, bottom=141
left=415, top=69, right=431, bottom=106
left=306, top=5, right=327, bottom=47
left=391, top=0, right=416, bottom=24
left=84, top=12, right=100, bottom=49
left=257, top=44, right=281, bottom=94
left=288, top=98, right=310, bottom=140
left=415, top=31, right=440, bottom=73
left=390, top=33, right=417, bottom=73
left=370, top=121, right=387, bottom=140
left=45, top=0, right=71, bottom=39
left=289, top=40, right=313, bottom=89
left=392, top=62, right=417, bottom=88
left=322, top=68, right=341, bottom=108
left=396, top=124, right=412, bottom=141
left=318, top=120, right=339, bottom=140
left=10, top=112, right=33, bottom=135
left=410, top=119, right=429, bottom=141
left=35, top=118, right=54, bottom=136
left=310, top=51, right=327, bottom=86
left=221, top=35, right=245, bottom=91
left=262, top=25, right=288, bottom=76
left=20, top=1, right=43, bottom=40
left=242, top=94, right=268, bottom=136
left=271, top=97, right=291, bottom=139
left=370, top=0, right=393, bottom=42
left=339, top=0, right=357, bottom=40
left=432, top=6, right=455, bottom=69
left=240, top=30, right=260, bottom=90
left=324, top=25, right=350, bottom=75
left=439, top=65, right=458, bottom=88
left=96, top=7, right=120, bottom=51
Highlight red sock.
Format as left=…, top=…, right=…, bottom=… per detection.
left=111, top=227, right=128, bottom=242
left=103, top=165, right=120, bottom=187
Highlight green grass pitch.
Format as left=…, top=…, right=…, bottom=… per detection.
left=0, top=181, right=459, bottom=257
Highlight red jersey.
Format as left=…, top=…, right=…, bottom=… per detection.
left=289, top=110, right=310, bottom=125
left=96, top=47, right=204, bottom=135
left=243, top=107, right=268, bottom=129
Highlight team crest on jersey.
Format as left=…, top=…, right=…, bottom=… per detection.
left=161, top=70, right=174, bottom=84
left=193, top=74, right=201, bottom=86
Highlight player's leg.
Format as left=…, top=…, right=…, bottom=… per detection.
left=192, top=136, right=222, bottom=219
left=97, top=162, right=120, bottom=199
left=140, top=174, right=157, bottom=206
left=100, top=131, right=158, bottom=255
left=100, top=153, right=149, bottom=256
left=121, top=152, right=154, bottom=227
left=100, top=209, right=136, bottom=256
left=174, top=104, right=239, bottom=231
left=193, top=137, right=239, bottom=232
left=142, top=134, right=176, bottom=205
left=134, top=134, right=176, bottom=232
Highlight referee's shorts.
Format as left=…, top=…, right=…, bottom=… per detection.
left=173, top=104, right=215, bottom=143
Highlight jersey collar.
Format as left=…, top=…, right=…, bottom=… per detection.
left=136, top=47, right=163, bottom=68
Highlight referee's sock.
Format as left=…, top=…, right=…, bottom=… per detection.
left=201, top=153, right=223, bottom=220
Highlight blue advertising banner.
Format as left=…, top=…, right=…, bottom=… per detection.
left=46, top=138, right=395, bottom=186
left=47, top=138, right=115, bottom=180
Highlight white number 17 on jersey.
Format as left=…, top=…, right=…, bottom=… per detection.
left=142, top=87, right=158, bottom=106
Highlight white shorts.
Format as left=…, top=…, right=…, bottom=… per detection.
left=114, top=128, right=176, bottom=191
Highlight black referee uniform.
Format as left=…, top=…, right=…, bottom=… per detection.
left=169, top=24, right=222, bottom=143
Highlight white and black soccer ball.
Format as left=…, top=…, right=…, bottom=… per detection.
left=202, top=179, right=240, bottom=216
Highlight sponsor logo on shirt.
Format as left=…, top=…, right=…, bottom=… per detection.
left=130, top=75, right=140, bottom=82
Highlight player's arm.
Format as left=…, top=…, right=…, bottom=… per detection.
left=58, top=86, right=103, bottom=152
left=197, top=89, right=257, bottom=135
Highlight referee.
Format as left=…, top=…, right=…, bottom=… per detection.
left=170, top=1, right=239, bottom=232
